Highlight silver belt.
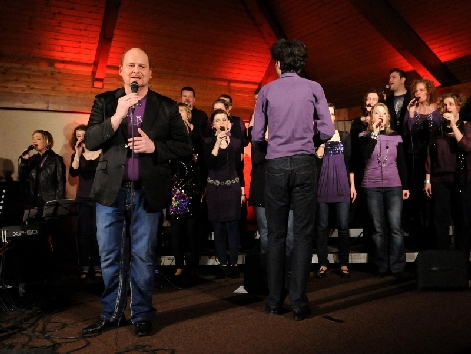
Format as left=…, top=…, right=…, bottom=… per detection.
left=207, top=177, right=239, bottom=186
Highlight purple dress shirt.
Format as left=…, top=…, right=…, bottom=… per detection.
left=124, top=95, right=147, bottom=181
left=251, top=73, right=334, bottom=159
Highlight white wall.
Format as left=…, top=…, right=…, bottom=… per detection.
left=0, top=109, right=90, bottom=199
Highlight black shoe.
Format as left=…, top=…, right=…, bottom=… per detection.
left=375, top=272, right=387, bottom=279
left=265, top=304, right=281, bottom=316
left=82, top=317, right=126, bottom=335
left=215, top=266, right=227, bottom=279
left=315, top=266, right=328, bottom=279
left=293, top=306, right=311, bottom=321
left=393, top=272, right=405, bottom=282
left=134, top=321, right=152, bottom=336
left=229, top=265, right=240, bottom=279
left=340, top=267, right=350, bottom=278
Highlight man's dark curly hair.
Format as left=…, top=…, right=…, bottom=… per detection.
left=270, top=39, right=307, bottom=74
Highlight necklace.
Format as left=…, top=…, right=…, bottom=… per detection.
left=377, top=136, right=389, bottom=167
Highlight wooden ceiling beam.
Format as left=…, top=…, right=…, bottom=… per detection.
left=241, top=0, right=291, bottom=86
left=92, top=0, right=122, bottom=89
left=348, top=0, right=460, bottom=87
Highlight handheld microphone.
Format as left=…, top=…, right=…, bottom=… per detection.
left=20, top=145, right=34, bottom=158
left=130, top=81, right=139, bottom=93
left=383, top=84, right=390, bottom=94
left=130, top=81, right=139, bottom=116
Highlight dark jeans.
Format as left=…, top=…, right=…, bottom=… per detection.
left=170, top=216, right=200, bottom=268
left=364, top=187, right=405, bottom=274
left=213, top=220, right=239, bottom=266
left=405, top=153, right=430, bottom=249
left=76, top=196, right=100, bottom=271
left=431, top=180, right=471, bottom=261
left=265, top=154, right=316, bottom=310
left=316, top=202, right=350, bottom=267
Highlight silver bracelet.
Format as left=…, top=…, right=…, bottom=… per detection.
left=424, top=179, right=431, bottom=184
left=370, top=132, right=378, bottom=140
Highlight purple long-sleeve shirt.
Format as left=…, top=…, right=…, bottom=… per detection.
left=252, top=73, right=334, bottom=159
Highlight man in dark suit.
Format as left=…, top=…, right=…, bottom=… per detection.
left=82, top=48, right=191, bottom=337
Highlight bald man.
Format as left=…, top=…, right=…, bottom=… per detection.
left=82, top=48, right=191, bottom=336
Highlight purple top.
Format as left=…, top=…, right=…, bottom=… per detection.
left=317, top=141, right=350, bottom=203
left=252, top=73, right=334, bottom=159
left=124, top=95, right=148, bottom=181
left=403, top=109, right=442, bottom=154
left=360, top=133, right=404, bottom=188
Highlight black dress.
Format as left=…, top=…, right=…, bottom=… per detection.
left=204, top=136, right=243, bottom=222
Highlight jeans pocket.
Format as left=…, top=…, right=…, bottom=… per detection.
left=295, top=167, right=316, bottom=187
left=265, top=171, right=285, bottom=199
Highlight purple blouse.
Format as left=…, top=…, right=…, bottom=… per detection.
left=361, top=133, right=404, bottom=188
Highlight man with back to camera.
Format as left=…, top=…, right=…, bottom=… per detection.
left=252, top=39, right=334, bottom=321
left=82, top=48, right=191, bottom=337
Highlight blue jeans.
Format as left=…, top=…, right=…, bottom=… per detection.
left=96, top=187, right=160, bottom=323
left=265, top=155, right=316, bottom=310
left=316, top=202, right=350, bottom=267
left=213, top=220, right=239, bottom=266
left=255, top=206, right=294, bottom=255
left=364, top=187, right=405, bottom=274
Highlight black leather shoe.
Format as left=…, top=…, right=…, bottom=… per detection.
left=393, top=272, right=405, bottom=282
left=134, top=321, right=152, bottom=336
left=82, top=317, right=126, bottom=335
left=265, top=304, right=281, bottom=316
left=293, top=306, right=311, bottom=321
left=375, top=272, right=387, bottom=279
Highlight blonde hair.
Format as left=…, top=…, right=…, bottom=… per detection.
left=177, top=103, right=192, bottom=122
left=366, top=103, right=395, bottom=135
left=32, top=130, right=54, bottom=149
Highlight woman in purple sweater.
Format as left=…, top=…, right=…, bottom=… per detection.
left=360, top=103, right=409, bottom=278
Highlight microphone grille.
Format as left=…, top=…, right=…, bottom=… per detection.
left=130, top=81, right=139, bottom=93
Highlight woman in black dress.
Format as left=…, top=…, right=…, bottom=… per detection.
left=69, top=125, right=102, bottom=279
left=168, top=103, right=202, bottom=278
left=204, top=109, right=244, bottom=279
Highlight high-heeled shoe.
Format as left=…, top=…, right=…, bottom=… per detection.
left=340, top=266, right=350, bottom=278
left=315, top=266, right=328, bottom=279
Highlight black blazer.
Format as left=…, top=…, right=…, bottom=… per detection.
left=85, top=88, right=192, bottom=212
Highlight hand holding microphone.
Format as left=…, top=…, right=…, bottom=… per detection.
left=20, top=145, right=34, bottom=159
left=112, top=81, right=140, bottom=130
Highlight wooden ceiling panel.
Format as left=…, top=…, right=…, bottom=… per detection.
left=0, top=0, right=469, bottom=113
left=388, top=0, right=471, bottom=62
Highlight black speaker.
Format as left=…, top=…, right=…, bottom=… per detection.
left=416, top=250, right=468, bottom=290
left=243, top=253, right=268, bottom=295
